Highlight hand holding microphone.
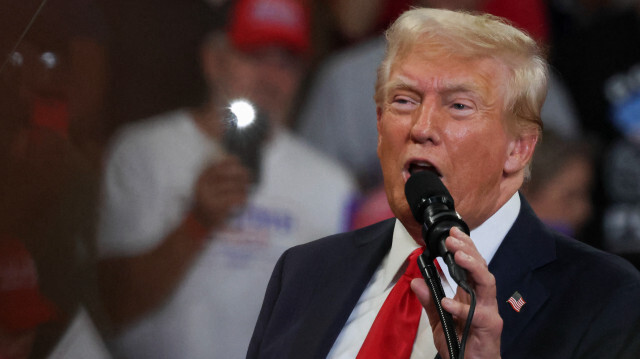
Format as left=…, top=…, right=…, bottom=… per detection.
left=405, top=171, right=502, bottom=359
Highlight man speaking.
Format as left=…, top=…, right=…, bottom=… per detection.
left=247, top=8, right=640, bottom=359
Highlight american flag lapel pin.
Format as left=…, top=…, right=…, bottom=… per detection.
left=507, top=291, right=526, bottom=312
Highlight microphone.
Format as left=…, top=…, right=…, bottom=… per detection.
left=404, top=170, right=470, bottom=285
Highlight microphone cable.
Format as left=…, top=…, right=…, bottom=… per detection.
left=418, top=254, right=476, bottom=359
left=418, top=255, right=460, bottom=358
left=457, top=280, right=476, bottom=359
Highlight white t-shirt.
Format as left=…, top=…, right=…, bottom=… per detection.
left=97, top=110, right=357, bottom=359
left=47, top=307, right=112, bottom=359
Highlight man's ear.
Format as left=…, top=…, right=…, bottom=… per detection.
left=504, top=132, right=538, bottom=175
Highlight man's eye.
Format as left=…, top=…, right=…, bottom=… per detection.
left=452, top=103, right=467, bottom=110
left=391, top=95, right=419, bottom=108
left=390, top=96, right=418, bottom=113
left=394, top=97, right=413, bottom=105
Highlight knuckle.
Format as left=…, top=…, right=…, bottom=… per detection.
left=486, top=273, right=496, bottom=287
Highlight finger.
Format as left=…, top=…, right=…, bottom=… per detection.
left=452, top=250, right=497, bottom=302
left=411, top=278, right=441, bottom=328
left=440, top=296, right=470, bottom=321
left=442, top=295, right=503, bottom=334
left=411, top=278, right=455, bottom=358
left=199, top=184, right=249, bottom=211
left=215, top=154, right=243, bottom=167
left=445, top=228, right=496, bottom=300
left=445, top=227, right=483, bottom=260
left=202, top=161, right=251, bottom=184
left=198, top=165, right=251, bottom=195
left=201, top=178, right=250, bottom=195
left=195, top=193, right=248, bottom=228
left=201, top=156, right=236, bottom=177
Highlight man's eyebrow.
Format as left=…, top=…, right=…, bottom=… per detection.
left=438, top=81, right=488, bottom=103
left=384, top=78, right=420, bottom=95
left=437, top=79, right=483, bottom=95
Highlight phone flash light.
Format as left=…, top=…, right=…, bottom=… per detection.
left=229, top=99, right=256, bottom=129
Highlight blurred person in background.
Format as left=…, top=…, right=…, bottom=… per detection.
left=552, top=0, right=640, bottom=262
left=0, top=59, right=109, bottom=358
left=521, top=130, right=595, bottom=238
left=0, top=48, right=109, bottom=358
left=0, top=0, right=109, bottom=164
left=96, top=0, right=357, bottom=358
left=0, top=238, right=110, bottom=359
left=0, top=238, right=57, bottom=359
left=601, top=57, right=640, bottom=268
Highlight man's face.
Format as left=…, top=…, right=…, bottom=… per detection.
left=216, top=45, right=304, bottom=125
left=377, top=43, right=518, bottom=237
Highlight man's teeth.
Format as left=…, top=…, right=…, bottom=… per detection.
left=409, top=163, right=433, bottom=174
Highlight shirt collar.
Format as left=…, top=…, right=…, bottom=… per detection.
left=470, top=192, right=520, bottom=264
left=383, top=220, right=422, bottom=289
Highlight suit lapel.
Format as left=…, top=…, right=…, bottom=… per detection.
left=285, top=196, right=557, bottom=357
left=489, top=195, right=556, bottom=353
left=290, top=219, right=396, bottom=358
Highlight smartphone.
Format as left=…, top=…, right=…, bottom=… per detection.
left=222, top=99, right=270, bottom=184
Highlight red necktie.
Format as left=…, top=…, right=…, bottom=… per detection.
left=357, top=247, right=425, bottom=359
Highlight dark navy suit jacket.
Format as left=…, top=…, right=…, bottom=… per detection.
left=247, top=195, right=640, bottom=358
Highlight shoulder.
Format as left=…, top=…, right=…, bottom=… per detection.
left=501, top=198, right=639, bottom=298
left=280, top=218, right=395, bottom=268
left=554, top=233, right=640, bottom=288
left=550, top=235, right=640, bottom=357
left=106, top=109, right=192, bottom=162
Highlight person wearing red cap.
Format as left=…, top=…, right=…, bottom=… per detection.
left=0, top=239, right=57, bottom=359
left=96, top=0, right=356, bottom=358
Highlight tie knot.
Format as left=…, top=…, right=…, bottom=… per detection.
left=403, top=247, right=425, bottom=279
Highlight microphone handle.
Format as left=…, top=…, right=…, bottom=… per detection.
left=418, top=254, right=461, bottom=359
left=427, top=221, right=470, bottom=286
left=443, top=251, right=468, bottom=285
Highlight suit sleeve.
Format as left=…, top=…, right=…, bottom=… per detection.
left=573, top=280, right=640, bottom=359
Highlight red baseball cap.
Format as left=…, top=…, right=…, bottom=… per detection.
left=227, top=0, right=310, bottom=56
left=0, top=238, right=57, bottom=332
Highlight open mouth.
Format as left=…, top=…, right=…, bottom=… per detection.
left=408, top=162, right=441, bottom=177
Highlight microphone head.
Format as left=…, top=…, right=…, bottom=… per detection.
left=404, top=171, right=453, bottom=222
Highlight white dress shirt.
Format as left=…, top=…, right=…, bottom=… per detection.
left=327, top=193, right=521, bottom=358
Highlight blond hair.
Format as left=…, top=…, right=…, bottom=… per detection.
left=375, top=8, right=548, bottom=137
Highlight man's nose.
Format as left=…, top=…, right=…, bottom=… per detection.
left=410, top=101, right=441, bottom=145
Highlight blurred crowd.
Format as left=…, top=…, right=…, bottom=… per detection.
left=0, top=0, right=639, bottom=357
